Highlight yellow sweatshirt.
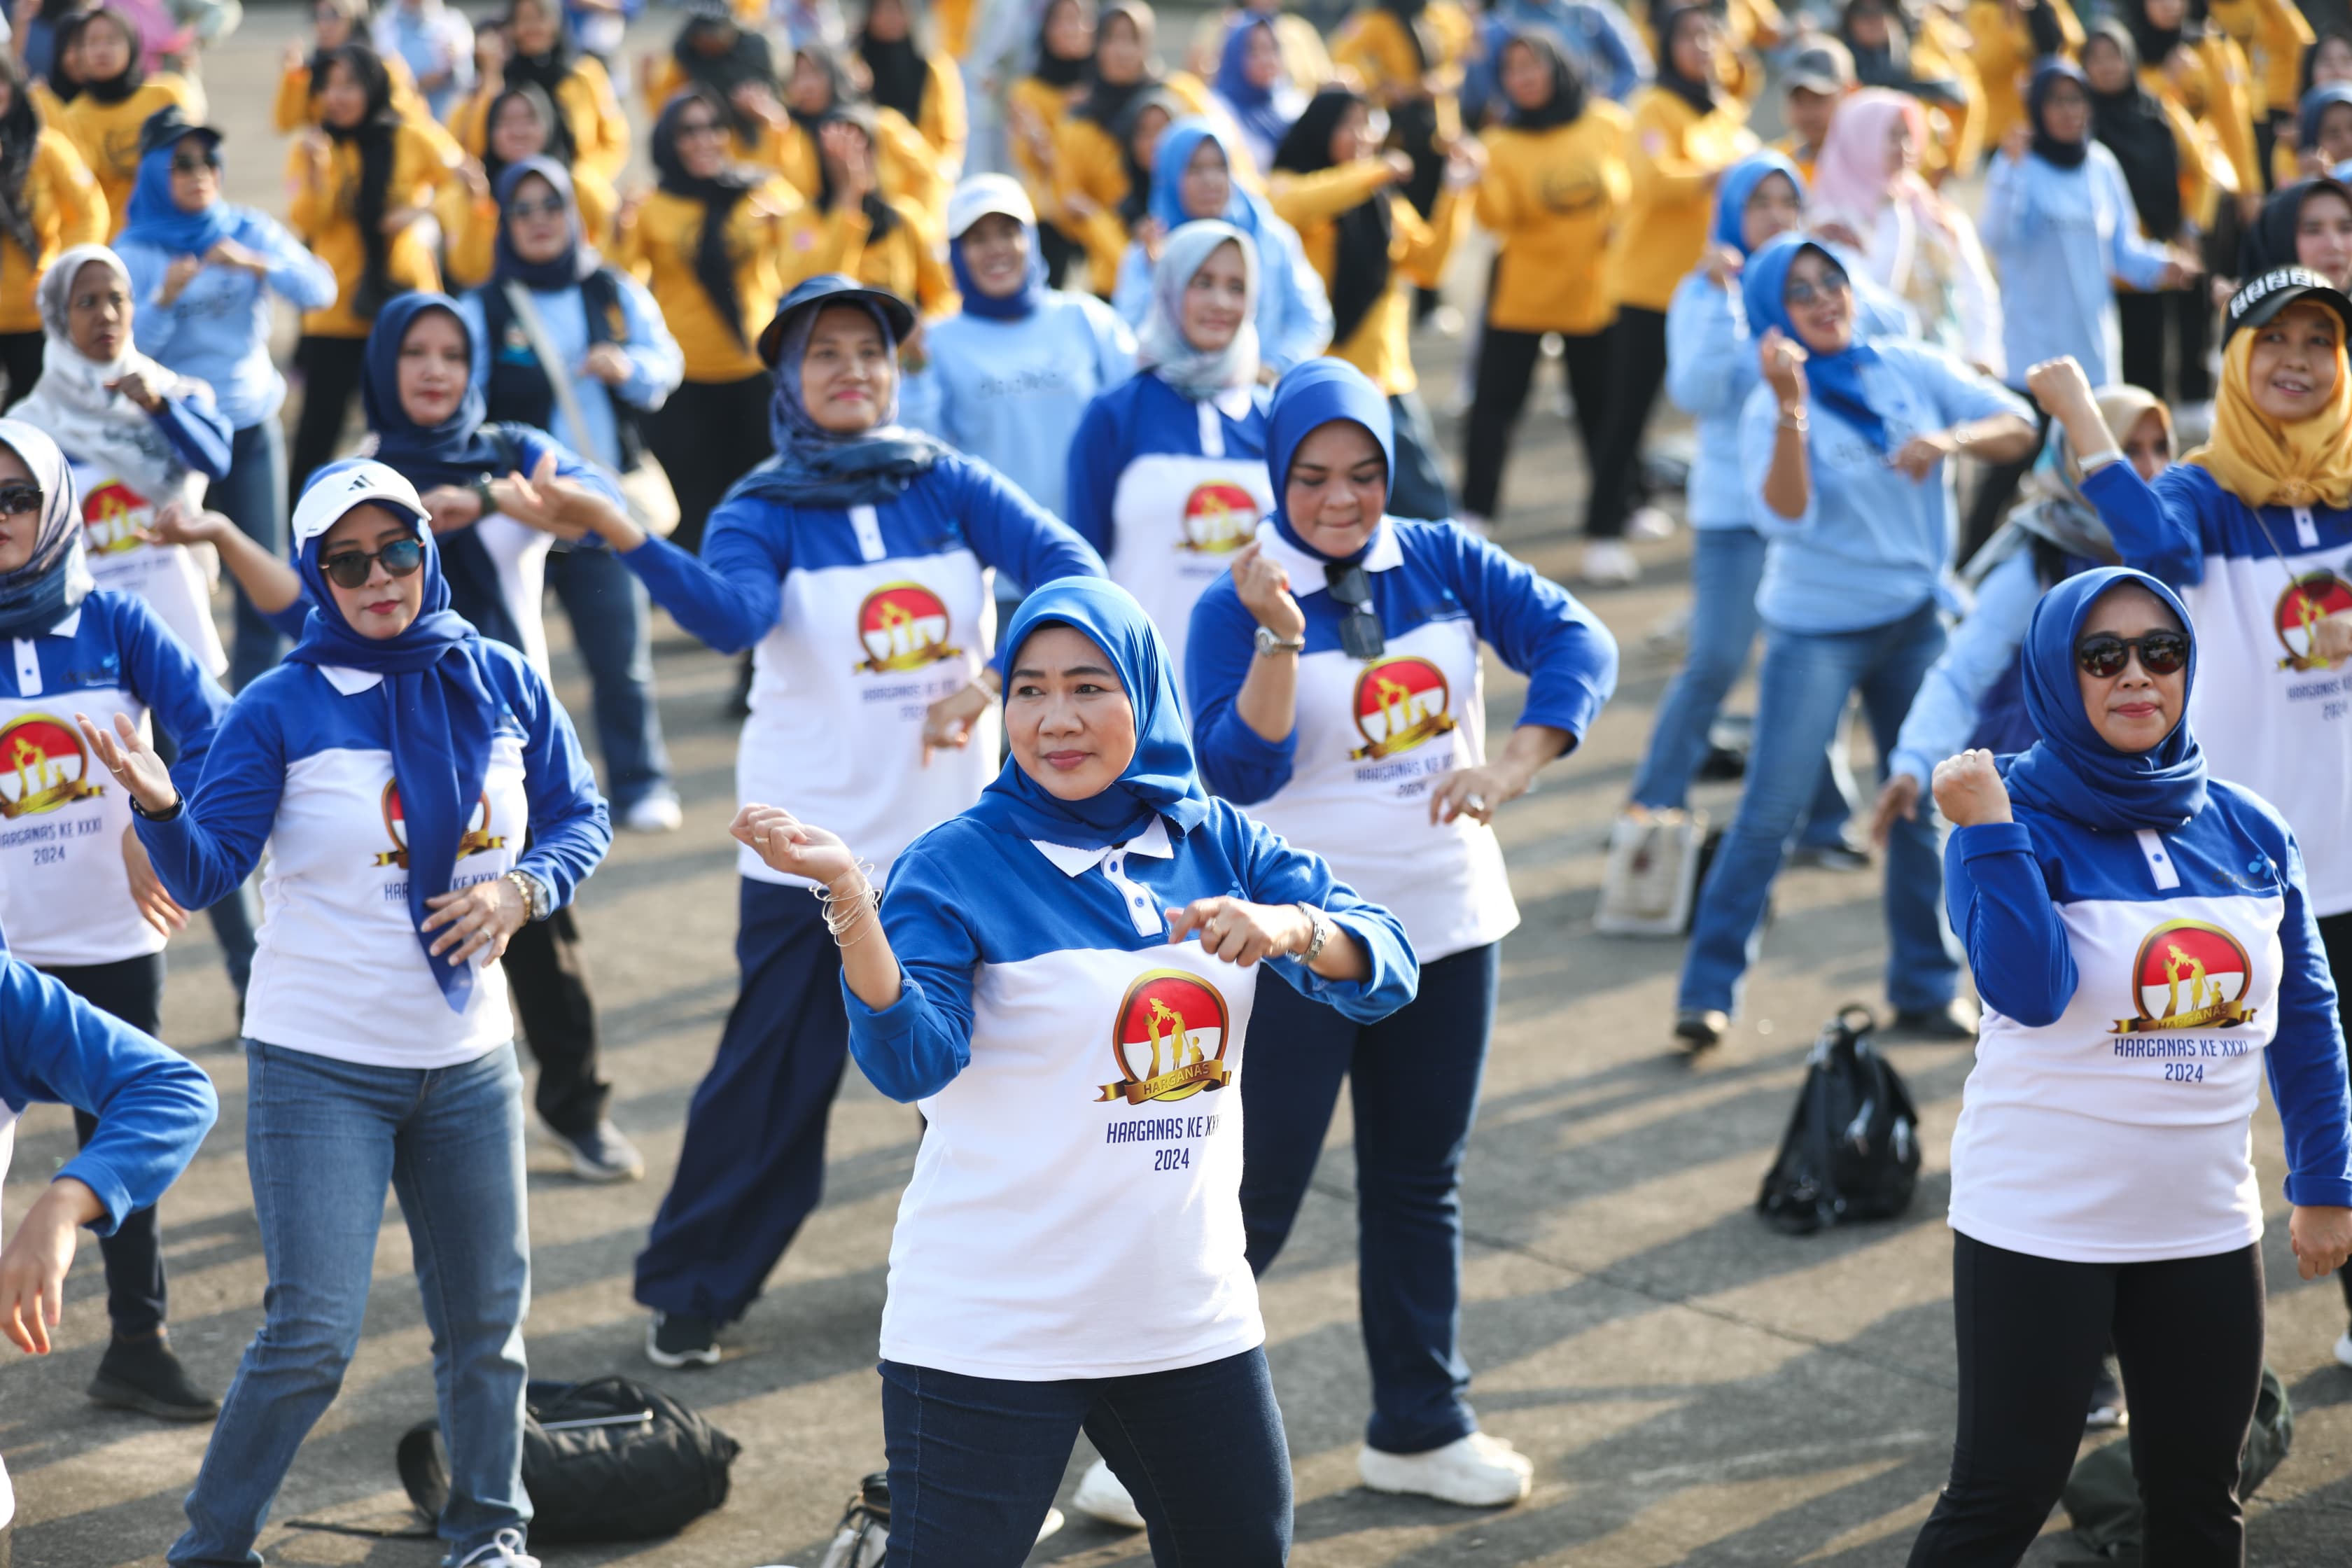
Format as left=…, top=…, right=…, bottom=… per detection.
left=2149, top=40, right=2260, bottom=200
left=284, top=120, right=464, bottom=338
left=48, top=76, right=202, bottom=240
left=1052, top=71, right=1214, bottom=293
left=442, top=164, right=619, bottom=290
left=1613, top=88, right=1756, bottom=314
left=736, top=108, right=948, bottom=234
left=1007, top=74, right=1085, bottom=225
left=2211, top=0, right=2311, bottom=122
left=0, top=130, right=107, bottom=334
left=274, top=51, right=426, bottom=131
left=448, top=57, right=632, bottom=183
left=1271, top=162, right=1466, bottom=393
left=613, top=177, right=802, bottom=383
left=779, top=196, right=955, bottom=314
left=1475, top=103, right=1634, bottom=335
left=1965, top=0, right=2085, bottom=154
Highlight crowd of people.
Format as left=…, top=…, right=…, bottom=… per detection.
left=0, top=0, right=2351, bottom=1562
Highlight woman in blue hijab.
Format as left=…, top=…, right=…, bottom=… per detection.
left=732, top=573, right=1414, bottom=1564
left=96, top=458, right=608, bottom=1568
left=1909, top=567, right=2352, bottom=1563
left=1109, top=117, right=1334, bottom=376
left=1211, top=14, right=1304, bottom=172
left=1674, top=233, right=2034, bottom=1051
left=1187, top=357, right=1618, bottom=1510
left=547, top=273, right=1107, bottom=1370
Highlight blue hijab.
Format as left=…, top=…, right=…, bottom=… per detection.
left=1712, top=151, right=1804, bottom=258
left=1147, top=118, right=1276, bottom=244
left=967, top=577, right=1212, bottom=850
left=491, top=157, right=598, bottom=290
left=115, top=137, right=244, bottom=257
left=286, top=459, right=503, bottom=1010
left=0, top=418, right=91, bottom=638
left=2302, top=82, right=2352, bottom=154
left=1214, top=18, right=1296, bottom=158
left=2000, top=566, right=2208, bottom=832
left=950, top=220, right=1047, bottom=321
left=1264, top=356, right=1394, bottom=561
left=1742, top=232, right=1890, bottom=452
left=731, top=277, right=949, bottom=509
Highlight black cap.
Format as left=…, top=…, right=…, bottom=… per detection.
left=755, top=274, right=918, bottom=368
left=136, top=105, right=221, bottom=160
left=1784, top=38, right=1854, bottom=95
left=2225, top=266, right=2352, bottom=342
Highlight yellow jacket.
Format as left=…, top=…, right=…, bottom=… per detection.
left=2149, top=40, right=2260, bottom=199
left=934, top=0, right=976, bottom=57
left=442, top=165, right=619, bottom=290
left=898, top=54, right=969, bottom=176
left=448, top=57, right=632, bottom=183
left=2210, top=0, right=2311, bottom=120
left=1475, top=103, right=1634, bottom=335
left=737, top=108, right=947, bottom=234
left=1271, top=162, right=1465, bottom=393
left=47, top=76, right=202, bottom=240
left=1329, top=3, right=1472, bottom=137
left=1613, top=88, right=1756, bottom=314
left=1051, top=71, right=1214, bottom=292
left=1007, top=74, right=1085, bottom=223
left=613, top=177, right=802, bottom=382
left=284, top=120, right=463, bottom=338
left=1910, top=9, right=1987, bottom=176
left=274, top=51, right=426, bottom=131
left=0, top=129, right=106, bottom=333
left=1964, top=0, right=2085, bottom=153
left=779, top=196, right=954, bottom=313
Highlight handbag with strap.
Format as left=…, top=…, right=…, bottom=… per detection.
left=500, top=280, right=681, bottom=538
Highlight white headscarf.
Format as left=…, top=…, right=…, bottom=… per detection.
left=1135, top=220, right=1261, bottom=400
left=13, top=245, right=206, bottom=506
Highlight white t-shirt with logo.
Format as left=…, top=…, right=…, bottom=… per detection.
left=70, top=457, right=226, bottom=679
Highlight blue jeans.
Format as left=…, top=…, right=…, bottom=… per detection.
left=1677, top=599, right=1961, bottom=1016
left=206, top=420, right=288, bottom=693
left=879, top=1348, right=1292, bottom=1567
left=170, top=1041, right=531, bottom=1568
left=545, top=544, right=672, bottom=811
left=1629, top=526, right=1855, bottom=848
left=1240, top=942, right=1499, bottom=1455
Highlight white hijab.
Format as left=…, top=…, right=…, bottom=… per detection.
left=13, top=245, right=206, bottom=506
left=1135, top=221, right=1261, bottom=400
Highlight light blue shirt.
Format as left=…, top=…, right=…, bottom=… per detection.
left=1740, top=339, right=2031, bottom=634
left=1110, top=218, right=1334, bottom=377
left=120, top=217, right=336, bottom=430
left=1977, top=145, right=2173, bottom=391
left=899, top=290, right=1136, bottom=519
left=456, top=271, right=685, bottom=475
left=1888, top=546, right=2043, bottom=783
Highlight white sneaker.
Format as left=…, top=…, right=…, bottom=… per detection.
left=623, top=793, right=684, bottom=834
left=1072, top=1457, right=1146, bottom=1529
left=2334, top=1330, right=2352, bottom=1369
left=1580, top=539, right=1639, bottom=586
left=1357, top=1432, right=1534, bottom=1507
left=1625, top=505, right=1676, bottom=541
left=453, top=1529, right=540, bottom=1568
left=1035, top=1506, right=1065, bottom=1544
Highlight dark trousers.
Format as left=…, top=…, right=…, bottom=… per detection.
left=1907, top=1234, right=2264, bottom=1567
left=0, top=328, right=42, bottom=409
left=208, top=419, right=290, bottom=692
left=634, top=879, right=847, bottom=1322
left=645, top=373, right=775, bottom=558
left=2319, top=909, right=2352, bottom=1318
left=504, top=906, right=612, bottom=1139
left=1040, top=222, right=1085, bottom=291
left=1240, top=941, right=1499, bottom=1455
left=1461, top=321, right=1611, bottom=523
left=1959, top=400, right=2051, bottom=568
left=288, top=335, right=370, bottom=505
left=153, top=728, right=258, bottom=995
left=879, top=1347, right=1292, bottom=1567
left=545, top=543, right=671, bottom=813
left=2118, top=289, right=2213, bottom=407
left=1589, top=305, right=1671, bottom=538
left=44, top=953, right=169, bottom=1338
left=1385, top=389, right=1454, bottom=522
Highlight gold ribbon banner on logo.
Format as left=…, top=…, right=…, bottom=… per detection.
left=1096, top=1058, right=1231, bottom=1104
left=2113, top=999, right=2257, bottom=1034
left=1350, top=713, right=1455, bottom=763
left=373, top=830, right=509, bottom=869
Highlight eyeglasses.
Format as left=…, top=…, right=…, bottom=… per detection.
left=1784, top=274, right=1851, bottom=307
left=320, top=537, right=425, bottom=589
left=506, top=195, right=566, bottom=220
left=0, top=482, right=41, bottom=517
left=1323, top=562, right=1385, bottom=660
left=2075, top=630, right=2190, bottom=678
left=170, top=151, right=218, bottom=175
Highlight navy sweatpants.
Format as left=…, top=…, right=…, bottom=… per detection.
left=634, top=878, right=849, bottom=1322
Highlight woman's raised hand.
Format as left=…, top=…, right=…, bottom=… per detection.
left=1931, top=748, right=2012, bottom=829
left=1758, top=328, right=1807, bottom=408
left=74, top=711, right=178, bottom=817
left=2024, top=355, right=2098, bottom=425
left=1164, top=895, right=1309, bottom=968
left=732, top=804, right=863, bottom=892
left=1230, top=540, right=1305, bottom=640
left=493, top=449, right=631, bottom=547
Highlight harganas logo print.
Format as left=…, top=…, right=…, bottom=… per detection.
left=1098, top=970, right=1232, bottom=1105
left=852, top=582, right=963, bottom=674
left=0, top=713, right=102, bottom=819
left=2113, top=919, right=2258, bottom=1033
left=1349, top=656, right=1457, bottom=761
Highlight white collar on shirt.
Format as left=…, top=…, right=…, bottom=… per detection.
left=1028, top=814, right=1175, bottom=876
left=1253, top=517, right=1404, bottom=594
left=1209, top=385, right=1254, bottom=422
left=43, top=608, right=81, bottom=638
left=319, top=666, right=386, bottom=695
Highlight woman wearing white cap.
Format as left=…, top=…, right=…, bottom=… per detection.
left=899, top=173, right=1137, bottom=523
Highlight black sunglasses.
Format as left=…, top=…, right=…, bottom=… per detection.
left=170, top=150, right=219, bottom=175
left=1323, top=562, right=1384, bottom=660
left=0, top=482, right=41, bottom=517
left=2075, top=630, right=2190, bottom=679
left=321, top=537, right=425, bottom=589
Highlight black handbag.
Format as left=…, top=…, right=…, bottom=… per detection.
left=1757, top=1006, right=1924, bottom=1234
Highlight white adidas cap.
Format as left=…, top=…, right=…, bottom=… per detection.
left=291, top=459, right=431, bottom=547
left=946, top=173, right=1035, bottom=240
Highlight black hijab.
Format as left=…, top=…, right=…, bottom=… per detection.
left=1380, top=0, right=1441, bottom=71
left=2304, top=29, right=2352, bottom=99
left=1274, top=85, right=1392, bottom=346
left=0, top=55, right=42, bottom=265
left=858, top=0, right=928, bottom=125
left=671, top=10, right=777, bottom=141
left=2085, top=22, right=2180, bottom=236
left=2029, top=57, right=2091, bottom=169
left=2241, top=175, right=2352, bottom=274
left=652, top=85, right=762, bottom=347
left=2121, top=0, right=2183, bottom=68
left=482, top=81, right=571, bottom=186
left=1498, top=29, right=1586, bottom=129
left=1840, top=0, right=1910, bottom=89
left=1653, top=6, right=1717, bottom=116
left=52, top=8, right=143, bottom=106
left=788, top=40, right=857, bottom=131
left=317, top=43, right=400, bottom=319
left=1076, top=1, right=1158, bottom=127
left=500, top=1, right=579, bottom=99
left=816, top=102, right=899, bottom=238
left=1112, top=85, right=1179, bottom=223
left=1032, top=0, right=1091, bottom=88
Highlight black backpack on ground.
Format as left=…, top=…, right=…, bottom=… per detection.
left=1757, top=1005, right=1923, bottom=1233
left=2057, top=1364, right=2292, bottom=1563
left=398, top=1376, right=741, bottom=1542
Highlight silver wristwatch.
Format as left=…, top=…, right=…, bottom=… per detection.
left=504, top=869, right=551, bottom=923
left=1255, top=625, right=1306, bottom=658
left=1295, top=902, right=1331, bottom=965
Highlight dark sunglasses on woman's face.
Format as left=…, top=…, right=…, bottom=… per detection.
left=1784, top=274, right=1850, bottom=308
left=0, top=482, right=41, bottom=516
left=171, top=151, right=219, bottom=176
left=321, top=537, right=425, bottom=589
left=506, top=195, right=566, bottom=220
left=1323, top=563, right=1385, bottom=660
left=2075, top=630, right=2190, bottom=679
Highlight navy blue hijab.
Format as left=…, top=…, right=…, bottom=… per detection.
left=950, top=218, right=1048, bottom=321
left=0, top=418, right=90, bottom=638
left=286, top=460, right=503, bottom=1010
left=967, top=577, right=1212, bottom=851
left=2001, top=566, right=2208, bottom=832
left=491, top=157, right=598, bottom=288
left=1742, top=232, right=1890, bottom=451
left=1264, top=357, right=1394, bottom=561
left=732, top=276, right=949, bottom=510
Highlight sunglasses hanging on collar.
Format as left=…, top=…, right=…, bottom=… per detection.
left=1323, top=562, right=1384, bottom=660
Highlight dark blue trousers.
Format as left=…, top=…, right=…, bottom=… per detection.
left=1240, top=941, right=1499, bottom=1455
left=634, top=879, right=848, bottom=1322
left=880, top=1348, right=1292, bottom=1567
left=48, top=953, right=168, bottom=1337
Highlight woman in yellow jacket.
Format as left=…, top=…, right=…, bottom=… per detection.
left=1008, top=0, right=1096, bottom=285
left=443, top=82, right=620, bottom=288
left=857, top=0, right=967, bottom=178
left=1052, top=1, right=1212, bottom=293
left=617, top=84, right=802, bottom=554
left=1268, top=82, right=1471, bottom=521
left=778, top=107, right=954, bottom=312
left=0, top=54, right=105, bottom=406
left=284, top=43, right=462, bottom=498
left=714, top=43, right=947, bottom=234
left=274, top=0, right=427, bottom=132
left=1966, top=0, right=2087, bottom=156
left=43, top=8, right=199, bottom=240
left=2126, top=0, right=2262, bottom=223
left=1600, top=4, right=1755, bottom=576
left=447, top=0, right=630, bottom=187
left=2209, top=0, right=2310, bottom=179
left=1330, top=0, right=1472, bottom=321
left=1461, top=31, right=1633, bottom=573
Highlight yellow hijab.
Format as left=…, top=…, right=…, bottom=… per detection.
left=2187, top=323, right=2352, bottom=510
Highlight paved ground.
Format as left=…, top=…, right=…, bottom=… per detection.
left=8, top=9, right=2352, bottom=1566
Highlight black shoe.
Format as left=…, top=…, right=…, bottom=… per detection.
left=646, top=1311, right=722, bottom=1369
left=1674, top=1009, right=1728, bottom=1051
left=88, top=1331, right=219, bottom=1421
left=2086, top=1362, right=2128, bottom=1430
left=1889, top=999, right=1981, bottom=1042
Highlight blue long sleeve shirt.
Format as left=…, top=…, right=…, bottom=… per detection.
left=1110, top=216, right=1334, bottom=376
left=456, top=272, right=685, bottom=475
left=120, top=215, right=339, bottom=430
left=1977, top=145, right=2174, bottom=390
